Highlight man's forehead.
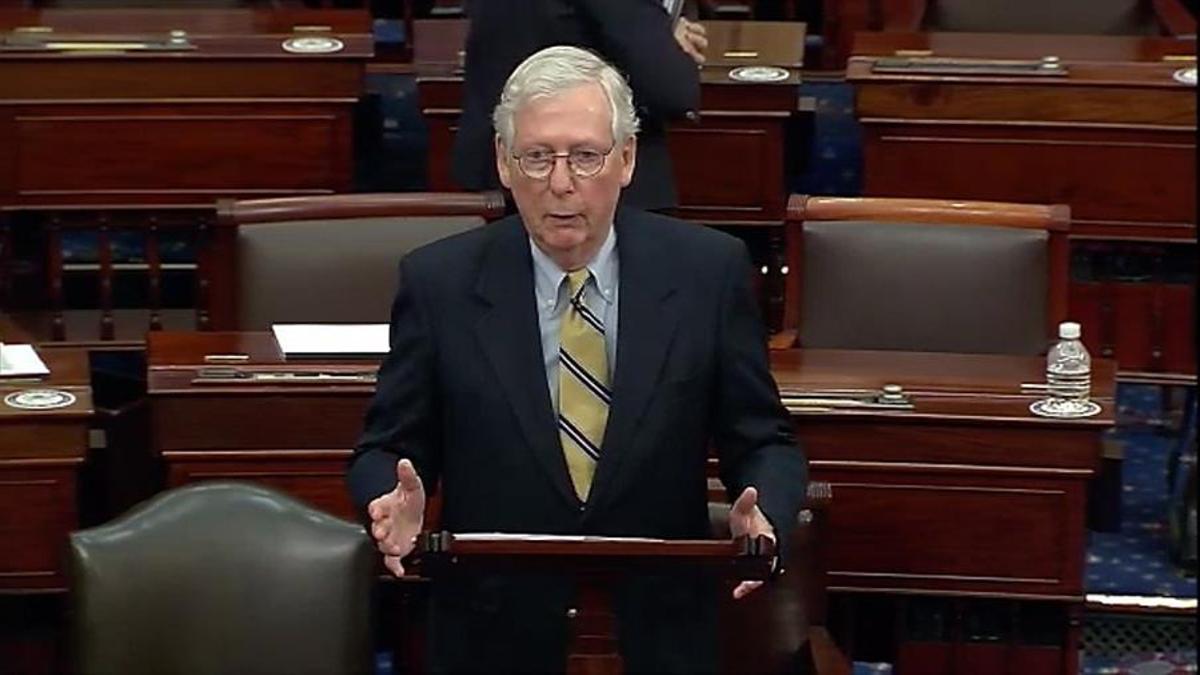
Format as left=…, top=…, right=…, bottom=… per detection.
left=513, top=83, right=612, bottom=129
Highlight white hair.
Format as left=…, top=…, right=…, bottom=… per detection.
left=492, top=45, right=640, bottom=151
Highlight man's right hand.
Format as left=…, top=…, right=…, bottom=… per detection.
left=367, top=458, right=426, bottom=577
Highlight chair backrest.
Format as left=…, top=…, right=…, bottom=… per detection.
left=70, top=482, right=376, bottom=675
left=782, top=196, right=1070, bottom=355
left=210, top=192, right=505, bottom=330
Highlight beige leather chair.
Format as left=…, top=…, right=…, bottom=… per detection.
left=70, top=482, right=376, bottom=675
left=773, top=196, right=1070, bottom=355
left=210, top=191, right=505, bottom=330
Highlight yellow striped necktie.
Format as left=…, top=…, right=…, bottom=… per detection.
left=557, top=269, right=610, bottom=501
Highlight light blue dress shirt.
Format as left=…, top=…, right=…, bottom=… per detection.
left=529, top=225, right=620, bottom=413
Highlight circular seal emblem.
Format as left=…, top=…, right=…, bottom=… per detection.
left=1029, top=398, right=1102, bottom=419
left=281, top=36, right=345, bottom=55
left=1172, top=66, right=1196, bottom=86
left=4, top=389, right=77, bottom=411
left=729, top=65, right=790, bottom=83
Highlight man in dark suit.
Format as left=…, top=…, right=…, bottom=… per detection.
left=349, top=45, right=806, bottom=673
left=450, top=0, right=707, bottom=211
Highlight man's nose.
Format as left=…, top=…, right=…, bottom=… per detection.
left=547, top=156, right=575, bottom=195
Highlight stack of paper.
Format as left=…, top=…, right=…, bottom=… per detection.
left=271, top=324, right=390, bottom=359
left=0, top=344, right=51, bottom=377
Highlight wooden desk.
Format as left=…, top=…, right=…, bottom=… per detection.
left=772, top=348, right=1114, bottom=599
left=772, top=348, right=1114, bottom=674
left=0, top=8, right=372, bottom=343
left=0, top=8, right=371, bottom=208
left=0, top=347, right=92, bottom=593
left=149, top=331, right=1113, bottom=599
left=411, top=19, right=806, bottom=225
left=848, top=32, right=1196, bottom=381
left=147, top=330, right=371, bottom=520
left=149, top=332, right=1110, bottom=672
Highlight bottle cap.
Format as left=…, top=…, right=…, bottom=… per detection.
left=1058, top=321, right=1081, bottom=339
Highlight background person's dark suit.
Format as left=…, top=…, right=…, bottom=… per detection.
left=348, top=207, right=807, bottom=672
left=450, top=0, right=701, bottom=210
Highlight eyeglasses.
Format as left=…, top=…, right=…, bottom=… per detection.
left=511, top=145, right=614, bottom=180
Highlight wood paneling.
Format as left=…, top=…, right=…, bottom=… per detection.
left=0, top=348, right=91, bottom=592
left=12, top=107, right=349, bottom=198
left=849, top=32, right=1197, bottom=381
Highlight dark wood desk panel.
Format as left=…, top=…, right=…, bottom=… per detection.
left=848, top=32, right=1196, bottom=382
left=411, top=20, right=805, bottom=225
left=0, top=347, right=92, bottom=592
left=771, top=348, right=1114, bottom=599
left=0, top=9, right=371, bottom=207
left=148, top=331, right=374, bottom=520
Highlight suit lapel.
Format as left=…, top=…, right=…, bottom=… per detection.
left=472, top=218, right=580, bottom=508
left=589, top=210, right=680, bottom=506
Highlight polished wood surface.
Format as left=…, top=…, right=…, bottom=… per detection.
left=772, top=347, right=1114, bottom=600
left=0, top=347, right=92, bottom=592
left=0, top=8, right=371, bottom=208
left=820, top=0, right=1195, bottom=68
left=410, top=19, right=805, bottom=225
left=849, top=32, right=1196, bottom=240
left=848, top=32, right=1196, bottom=381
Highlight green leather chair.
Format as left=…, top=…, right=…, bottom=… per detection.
left=70, top=482, right=376, bottom=675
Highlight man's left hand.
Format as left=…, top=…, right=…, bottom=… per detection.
left=729, top=486, right=776, bottom=599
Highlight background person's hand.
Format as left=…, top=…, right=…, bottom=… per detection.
left=729, top=486, right=777, bottom=599
left=674, top=17, right=709, bottom=64
left=367, top=458, right=426, bottom=576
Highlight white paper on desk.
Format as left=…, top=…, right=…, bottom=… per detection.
left=271, top=323, right=389, bottom=358
left=0, top=344, right=51, bottom=377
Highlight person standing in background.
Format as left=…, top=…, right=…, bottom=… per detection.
left=450, top=0, right=708, bottom=211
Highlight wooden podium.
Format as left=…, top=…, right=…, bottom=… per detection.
left=418, top=532, right=776, bottom=674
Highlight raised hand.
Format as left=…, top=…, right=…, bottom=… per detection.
left=367, top=458, right=426, bottom=577
left=729, top=486, right=776, bottom=599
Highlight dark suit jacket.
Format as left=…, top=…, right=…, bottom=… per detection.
left=450, top=0, right=701, bottom=211
left=348, top=208, right=807, bottom=673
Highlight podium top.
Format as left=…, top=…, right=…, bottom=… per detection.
left=419, top=531, right=777, bottom=580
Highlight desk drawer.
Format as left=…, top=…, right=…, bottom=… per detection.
left=813, top=466, right=1086, bottom=597
left=153, top=394, right=368, bottom=450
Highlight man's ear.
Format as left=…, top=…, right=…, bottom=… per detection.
left=495, top=135, right=513, bottom=189
left=619, top=136, right=637, bottom=188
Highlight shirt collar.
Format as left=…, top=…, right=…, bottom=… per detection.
left=530, top=224, right=618, bottom=309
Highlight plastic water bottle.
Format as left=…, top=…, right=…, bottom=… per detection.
left=1046, top=321, right=1091, bottom=402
